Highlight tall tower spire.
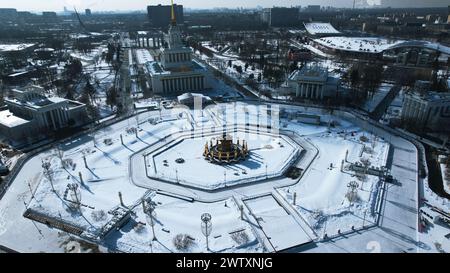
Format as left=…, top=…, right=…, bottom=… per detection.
left=170, top=0, right=177, bottom=26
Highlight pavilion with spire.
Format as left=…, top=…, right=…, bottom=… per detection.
left=146, top=0, right=211, bottom=95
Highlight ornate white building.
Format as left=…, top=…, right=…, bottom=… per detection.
left=401, top=83, right=450, bottom=132
left=146, top=4, right=211, bottom=94
left=0, top=86, right=88, bottom=142
left=285, top=64, right=341, bottom=100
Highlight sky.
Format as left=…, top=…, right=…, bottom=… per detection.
left=0, top=0, right=448, bottom=12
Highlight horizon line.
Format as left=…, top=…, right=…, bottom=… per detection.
left=1, top=5, right=449, bottom=14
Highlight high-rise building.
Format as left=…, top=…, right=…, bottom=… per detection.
left=305, top=5, right=321, bottom=13
left=0, top=8, right=18, bottom=21
left=85, top=9, right=92, bottom=16
left=263, top=7, right=299, bottom=27
left=147, top=4, right=184, bottom=28
left=448, top=5, right=450, bottom=23
left=42, top=11, right=57, bottom=18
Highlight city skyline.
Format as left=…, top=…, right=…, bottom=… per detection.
left=0, top=0, right=449, bottom=12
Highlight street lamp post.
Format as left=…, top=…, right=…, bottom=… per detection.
left=201, top=213, right=212, bottom=251
left=347, top=181, right=359, bottom=206
left=145, top=199, right=157, bottom=241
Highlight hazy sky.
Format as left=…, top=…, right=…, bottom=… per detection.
left=0, top=0, right=447, bottom=12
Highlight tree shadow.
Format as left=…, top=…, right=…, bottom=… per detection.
left=96, top=146, right=121, bottom=165
left=379, top=226, right=431, bottom=250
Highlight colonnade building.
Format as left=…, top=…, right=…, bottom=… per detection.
left=401, top=83, right=450, bottom=132
left=146, top=6, right=211, bottom=95
left=286, top=64, right=340, bottom=100
left=135, top=31, right=164, bottom=49
left=0, top=86, right=88, bottom=142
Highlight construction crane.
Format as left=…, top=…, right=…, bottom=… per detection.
left=74, top=7, right=90, bottom=33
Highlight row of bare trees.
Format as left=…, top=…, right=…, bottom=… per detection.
left=342, top=62, right=384, bottom=104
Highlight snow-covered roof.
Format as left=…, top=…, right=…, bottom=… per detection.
left=289, top=64, right=328, bottom=82
left=304, top=23, right=340, bottom=35
left=69, top=34, right=90, bottom=39
left=0, top=110, right=30, bottom=128
left=146, top=61, right=169, bottom=75
left=313, top=36, right=403, bottom=54
left=0, top=43, right=36, bottom=53
left=34, top=48, right=55, bottom=52
left=6, top=88, right=69, bottom=110
left=136, top=49, right=154, bottom=65
left=177, top=93, right=211, bottom=102
left=146, top=59, right=207, bottom=76
left=388, top=40, right=450, bottom=55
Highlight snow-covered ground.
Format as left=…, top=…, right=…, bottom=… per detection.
left=2, top=101, right=433, bottom=253
left=280, top=129, right=389, bottom=237
left=1, top=107, right=266, bottom=253
left=70, top=45, right=116, bottom=119
left=108, top=196, right=262, bottom=253
left=135, top=49, right=154, bottom=65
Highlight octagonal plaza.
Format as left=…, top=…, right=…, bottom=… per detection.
left=131, top=125, right=316, bottom=201
left=145, top=128, right=301, bottom=190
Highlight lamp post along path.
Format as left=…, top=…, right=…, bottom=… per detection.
left=201, top=213, right=212, bottom=251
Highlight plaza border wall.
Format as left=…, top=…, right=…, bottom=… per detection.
left=143, top=127, right=301, bottom=191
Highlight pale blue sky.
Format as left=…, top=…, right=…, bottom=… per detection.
left=0, top=0, right=447, bottom=12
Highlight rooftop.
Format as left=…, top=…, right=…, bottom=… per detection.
left=146, top=59, right=207, bottom=76
left=177, top=92, right=211, bottom=102
left=290, top=64, right=328, bottom=82
left=409, top=90, right=450, bottom=102
left=0, top=43, right=36, bottom=53
left=0, top=110, right=30, bottom=128
left=304, top=23, right=340, bottom=35
left=314, top=36, right=403, bottom=54
left=6, top=88, right=69, bottom=110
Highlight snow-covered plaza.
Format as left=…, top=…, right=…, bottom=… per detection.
left=0, top=101, right=399, bottom=253
left=144, top=129, right=301, bottom=190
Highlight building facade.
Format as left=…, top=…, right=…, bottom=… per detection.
left=401, top=85, right=450, bottom=132
left=0, top=86, right=88, bottom=142
left=0, top=8, right=18, bottom=22
left=286, top=64, right=341, bottom=100
left=305, top=5, right=321, bottom=13
left=147, top=4, right=184, bottom=28
left=262, top=7, right=299, bottom=28
left=146, top=7, right=211, bottom=95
